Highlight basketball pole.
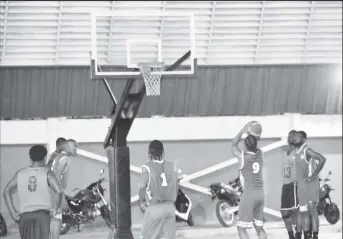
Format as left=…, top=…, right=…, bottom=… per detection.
left=98, top=50, right=192, bottom=239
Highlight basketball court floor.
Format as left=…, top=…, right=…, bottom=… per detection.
left=4, top=219, right=342, bottom=239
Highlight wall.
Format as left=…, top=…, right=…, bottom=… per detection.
left=0, top=64, right=342, bottom=119
left=0, top=139, right=341, bottom=226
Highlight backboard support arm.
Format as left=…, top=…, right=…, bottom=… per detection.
left=99, top=51, right=194, bottom=239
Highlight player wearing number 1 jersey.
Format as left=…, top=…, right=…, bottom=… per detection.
left=139, top=140, right=178, bottom=239
left=232, top=122, right=267, bottom=239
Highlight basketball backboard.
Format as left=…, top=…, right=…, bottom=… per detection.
left=90, top=10, right=197, bottom=79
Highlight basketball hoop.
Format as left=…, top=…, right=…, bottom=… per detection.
left=137, top=62, right=165, bottom=96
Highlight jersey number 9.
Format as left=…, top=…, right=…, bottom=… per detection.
left=160, top=173, right=168, bottom=187
left=252, top=162, right=260, bottom=174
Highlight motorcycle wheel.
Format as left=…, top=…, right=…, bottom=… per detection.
left=324, top=203, right=340, bottom=225
left=0, top=214, right=7, bottom=237
left=60, top=222, right=72, bottom=235
left=186, top=213, right=195, bottom=227
left=100, top=205, right=113, bottom=228
left=216, top=200, right=237, bottom=228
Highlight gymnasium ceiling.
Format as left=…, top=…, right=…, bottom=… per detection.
left=0, top=1, right=342, bottom=67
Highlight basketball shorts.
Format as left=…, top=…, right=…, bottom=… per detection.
left=280, top=182, right=298, bottom=210
left=19, top=210, right=51, bottom=239
left=297, top=179, right=320, bottom=207
left=141, top=202, right=176, bottom=239
left=237, top=188, right=264, bottom=228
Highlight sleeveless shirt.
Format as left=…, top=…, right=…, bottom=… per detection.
left=143, top=160, right=178, bottom=205
left=239, top=150, right=264, bottom=190
left=17, top=167, right=53, bottom=213
left=282, top=151, right=296, bottom=184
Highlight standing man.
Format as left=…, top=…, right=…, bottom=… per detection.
left=46, top=137, right=66, bottom=170
left=294, top=131, right=326, bottom=239
left=139, top=140, right=178, bottom=239
left=280, top=130, right=299, bottom=239
left=232, top=122, right=267, bottom=239
left=47, top=139, right=78, bottom=239
left=3, top=145, right=63, bottom=239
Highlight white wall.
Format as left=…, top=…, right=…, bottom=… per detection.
left=1, top=114, right=341, bottom=149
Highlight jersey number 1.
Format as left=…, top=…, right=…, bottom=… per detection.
left=160, top=173, right=168, bottom=187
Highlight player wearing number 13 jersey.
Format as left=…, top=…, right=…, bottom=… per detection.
left=232, top=122, right=267, bottom=239
left=139, top=140, right=178, bottom=239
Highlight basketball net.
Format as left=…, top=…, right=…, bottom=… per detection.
left=137, top=62, right=165, bottom=96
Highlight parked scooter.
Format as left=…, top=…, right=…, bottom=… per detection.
left=317, top=170, right=340, bottom=224
left=60, top=169, right=112, bottom=235
left=175, top=169, right=194, bottom=226
left=209, top=177, right=243, bottom=227
left=0, top=213, right=7, bottom=237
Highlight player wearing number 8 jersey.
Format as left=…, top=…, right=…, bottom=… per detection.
left=139, top=140, right=178, bottom=239
left=232, top=122, right=267, bottom=239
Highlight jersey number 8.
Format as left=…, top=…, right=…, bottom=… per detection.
left=160, top=173, right=168, bottom=187
left=252, top=162, right=260, bottom=174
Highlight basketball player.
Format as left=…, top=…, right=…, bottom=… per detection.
left=293, top=131, right=326, bottom=239
left=232, top=122, right=267, bottom=239
left=48, top=139, right=78, bottom=239
left=3, top=145, right=63, bottom=239
left=46, top=137, right=66, bottom=169
left=139, top=140, right=178, bottom=239
left=280, top=130, right=298, bottom=239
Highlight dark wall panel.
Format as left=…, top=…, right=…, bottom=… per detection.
left=0, top=64, right=341, bottom=119
left=1, top=138, right=342, bottom=227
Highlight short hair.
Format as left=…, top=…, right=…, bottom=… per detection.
left=244, top=135, right=258, bottom=152
left=149, top=140, right=164, bottom=160
left=67, top=139, right=77, bottom=144
left=298, top=131, right=307, bottom=139
left=29, top=145, right=48, bottom=162
left=56, top=137, right=66, bottom=147
left=288, top=130, right=297, bottom=136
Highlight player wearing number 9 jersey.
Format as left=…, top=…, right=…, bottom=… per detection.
left=139, top=140, right=178, bottom=239
left=232, top=122, right=267, bottom=239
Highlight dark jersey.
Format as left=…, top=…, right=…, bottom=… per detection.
left=283, top=152, right=296, bottom=184
left=239, top=150, right=264, bottom=190
left=295, top=143, right=319, bottom=183
left=143, top=160, right=178, bottom=205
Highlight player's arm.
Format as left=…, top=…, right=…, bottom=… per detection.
left=59, top=156, right=70, bottom=189
left=306, top=148, right=326, bottom=179
left=47, top=170, right=63, bottom=211
left=139, top=165, right=150, bottom=209
left=231, top=122, right=251, bottom=162
left=3, top=171, right=20, bottom=222
left=46, top=159, right=54, bottom=170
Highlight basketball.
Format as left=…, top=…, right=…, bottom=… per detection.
left=248, top=121, right=262, bottom=138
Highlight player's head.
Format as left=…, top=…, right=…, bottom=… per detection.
left=65, top=139, right=78, bottom=156
left=294, top=130, right=307, bottom=146
left=287, top=130, right=297, bottom=145
left=244, top=135, right=258, bottom=153
left=298, top=130, right=307, bottom=144
left=148, top=140, right=164, bottom=161
left=29, top=145, right=48, bottom=163
left=56, top=137, right=67, bottom=152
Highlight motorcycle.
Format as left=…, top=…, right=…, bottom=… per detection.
left=175, top=169, right=194, bottom=226
left=0, top=213, right=7, bottom=237
left=317, top=170, right=340, bottom=224
left=209, top=177, right=243, bottom=227
left=60, top=169, right=112, bottom=235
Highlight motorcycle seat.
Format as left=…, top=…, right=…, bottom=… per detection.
left=66, top=190, right=97, bottom=203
